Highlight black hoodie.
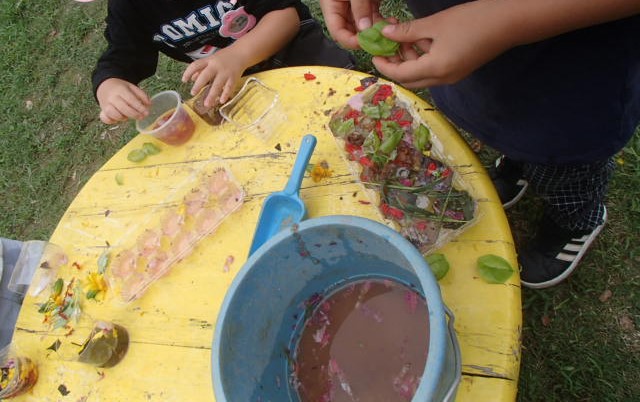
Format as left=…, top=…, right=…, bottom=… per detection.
left=92, top=0, right=327, bottom=95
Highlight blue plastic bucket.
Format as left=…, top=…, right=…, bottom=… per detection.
left=212, top=215, right=461, bottom=401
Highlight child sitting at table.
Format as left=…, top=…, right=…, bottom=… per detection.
left=93, top=0, right=356, bottom=125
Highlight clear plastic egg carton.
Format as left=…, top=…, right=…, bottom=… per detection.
left=106, top=158, right=245, bottom=302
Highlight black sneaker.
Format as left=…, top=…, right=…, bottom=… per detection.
left=490, top=156, right=528, bottom=209
left=519, top=207, right=607, bottom=289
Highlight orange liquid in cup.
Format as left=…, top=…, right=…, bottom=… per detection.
left=0, top=356, right=38, bottom=398
left=148, top=108, right=195, bottom=146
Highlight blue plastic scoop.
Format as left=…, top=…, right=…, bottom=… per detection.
left=248, top=134, right=317, bottom=256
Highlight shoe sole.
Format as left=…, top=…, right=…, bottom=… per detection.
left=521, top=207, right=608, bottom=289
left=502, top=179, right=528, bottom=210
left=493, top=156, right=528, bottom=210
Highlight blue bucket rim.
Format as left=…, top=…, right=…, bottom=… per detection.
left=212, top=215, right=448, bottom=401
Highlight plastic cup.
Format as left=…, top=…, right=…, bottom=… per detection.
left=136, top=90, right=195, bottom=146
left=0, top=345, right=38, bottom=398
left=46, top=315, right=129, bottom=368
left=8, top=241, right=67, bottom=297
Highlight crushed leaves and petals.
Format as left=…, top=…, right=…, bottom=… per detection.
left=309, top=161, right=333, bottom=183
left=38, top=277, right=82, bottom=329
left=404, top=290, right=419, bottom=314
left=392, top=363, right=420, bottom=400
left=222, top=255, right=234, bottom=273
left=328, top=359, right=353, bottom=397
left=328, top=83, right=477, bottom=253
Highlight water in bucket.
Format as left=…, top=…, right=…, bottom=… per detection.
left=291, top=278, right=429, bottom=401
left=212, top=216, right=461, bottom=402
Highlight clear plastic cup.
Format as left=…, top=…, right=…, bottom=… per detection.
left=136, top=90, right=195, bottom=146
left=0, top=345, right=38, bottom=398
left=8, top=241, right=67, bottom=297
left=45, top=314, right=129, bottom=368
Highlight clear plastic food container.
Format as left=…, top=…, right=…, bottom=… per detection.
left=106, top=158, right=245, bottom=302
left=219, top=78, right=286, bottom=142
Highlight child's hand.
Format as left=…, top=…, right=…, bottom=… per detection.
left=182, top=50, right=246, bottom=108
left=319, top=0, right=384, bottom=49
left=370, top=2, right=516, bottom=88
left=96, top=78, right=151, bottom=124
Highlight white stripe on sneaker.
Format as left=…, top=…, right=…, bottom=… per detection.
left=521, top=206, right=608, bottom=289
left=556, top=252, right=577, bottom=262
left=563, top=243, right=585, bottom=252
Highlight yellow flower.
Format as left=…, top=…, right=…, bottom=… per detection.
left=85, top=272, right=108, bottom=300
left=616, top=156, right=625, bottom=166
left=310, top=161, right=333, bottom=183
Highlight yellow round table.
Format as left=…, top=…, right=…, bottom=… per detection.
left=10, top=67, right=521, bottom=401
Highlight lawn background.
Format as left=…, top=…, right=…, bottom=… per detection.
left=0, top=1, right=638, bottom=401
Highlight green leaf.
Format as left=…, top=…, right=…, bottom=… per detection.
left=357, top=21, right=400, bottom=57
left=97, top=250, right=110, bottom=274
left=52, top=277, right=64, bottom=297
left=38, top=300, right=52, bottom=313
left=331, top=118, right=356, bottom=138
left=127, top=149, right=147, bottom=163
left=425, top=253, right=450, bottom=280
left=379, top=121, right=403, bottom=154
left=477, top=254, right=515, bottom=284
left=362, top=102, right=391, bottom=119
left=142, top=142, right=161, bottom=155
left=362, top=130, right=381, bottom=155
left=86, top=289, right=99, bottom=300
left=47, top=339, right=62, bottom=352
left=51, top=315, right=69, bottom=329
left=414, top=124, right=431, bottom=152
left=115, top=173, right=124, bottom=185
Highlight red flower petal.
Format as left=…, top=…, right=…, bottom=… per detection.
left=304, top=73, right=316, bottom=81
left=359, top=156, right=374, bottom=167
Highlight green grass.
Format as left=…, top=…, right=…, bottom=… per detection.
left=1, top=1, right=638, bottom=401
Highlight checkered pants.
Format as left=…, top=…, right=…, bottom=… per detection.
left=520, top=158, right=615, bottom=231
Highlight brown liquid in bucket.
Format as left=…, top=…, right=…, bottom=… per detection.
left=292, top=279, right=429, bottom=401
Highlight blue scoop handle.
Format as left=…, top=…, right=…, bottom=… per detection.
left=283, top=134, right=317, bottom=196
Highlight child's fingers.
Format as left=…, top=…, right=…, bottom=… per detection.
left=100, top=104, right=127, bottom=124
left=99, top=109, right=118, bottom=124
left=128, top=85, right=151, bottom=106
left=203, top=77, right=224, bottom=108
left=193, top=72, right=215, bottom=101
left=122, top=92, right=149, bottom=117
left=117, top=96, right=147, bottom=120
left=218, top=79, right=235, bottom=105
left=182, top=60, right=205, bottom=85
left=414, top=38, right=432, bottom=54
left=398, top=42, right=419, bottom=61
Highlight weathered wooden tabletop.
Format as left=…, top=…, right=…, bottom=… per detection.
left=11, top=66, right=521, bottom=401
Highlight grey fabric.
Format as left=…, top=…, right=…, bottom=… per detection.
left=1, top=238, right=24, bottom=349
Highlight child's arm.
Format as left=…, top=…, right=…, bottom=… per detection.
left=96, top=78, right=151, bottom=124
left=92, top=0, right=160, bottom=124
left=320, top=0, right=640, bottom=88
left=182, top=7, right=300, bottom=108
